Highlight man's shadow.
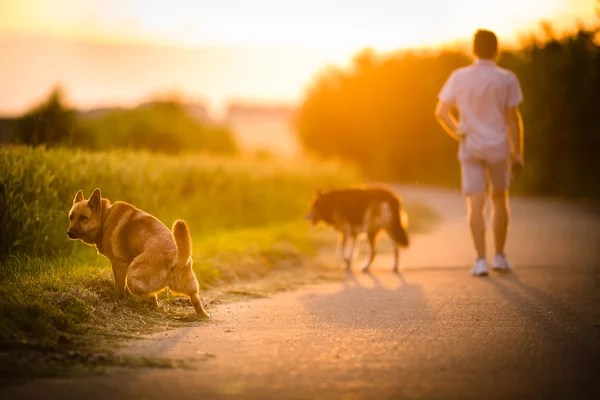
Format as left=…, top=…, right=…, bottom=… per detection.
left=484, top=271, right=600, bottom=371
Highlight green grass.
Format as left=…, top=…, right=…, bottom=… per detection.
left=0, top=145, right=437, bottom=379
left=0, top=222, right=347, bottom=380
left=0, top=145, right=359, bottom=257
left=0, top=223, right=319, bottom=347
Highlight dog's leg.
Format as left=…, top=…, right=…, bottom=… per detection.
left=361, top=230, right=378, bottom=273
left=338, top=232, right=349, bottom=270
left=169, top=260, right=210, bottom=318
left=111, top=261, right=128, bottom=299
left=345, top=234, right=357, bottom=270
left=384, top=228, right=401, bottom=273
left=127, top=253, right=169, bottom=307
left=189, top=293, right=210, bottom=318
left=392, top=245, right=400, bottom=273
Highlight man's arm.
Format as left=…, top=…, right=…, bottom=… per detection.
left=505, top=105, right=524, bottom=165
left=435, top=100, right=462, bottom=142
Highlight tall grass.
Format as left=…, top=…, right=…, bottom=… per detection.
left=0, top=146, right=436, bottom=367
left=0, top=146, right=358, bottom=259
left=0, top=145, right=364, bottom=362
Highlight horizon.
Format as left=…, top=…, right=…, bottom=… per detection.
left=0, top=0, right=596, bottom=118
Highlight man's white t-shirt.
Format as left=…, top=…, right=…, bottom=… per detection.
left=438, top=59, right=523, bottom=163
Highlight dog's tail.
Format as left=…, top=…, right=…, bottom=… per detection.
left=388, top=196, right=409, bottom=248
left=172, top=219, right=192, bottom=267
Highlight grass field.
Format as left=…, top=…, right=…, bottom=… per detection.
left=0, top=145, right=437, bottom=379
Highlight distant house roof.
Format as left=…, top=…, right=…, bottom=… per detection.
left=78, top=107, right=126, bottom=120
left=226, top=103, right=295, bottom=121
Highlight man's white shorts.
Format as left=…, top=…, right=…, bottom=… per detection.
left=460, top=158, right=511, bottom=195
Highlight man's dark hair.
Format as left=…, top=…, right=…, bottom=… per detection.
left=473, top=29, right=498, bottom=59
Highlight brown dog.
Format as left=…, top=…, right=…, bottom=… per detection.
left=305, top=184, right=409, bottom=273
left=67, top=188, right=209, bottom=317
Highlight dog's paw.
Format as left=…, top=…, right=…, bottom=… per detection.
left=392, top=266, right=400, bottom=274
left=198, top=311, right=211, bottom=319
left=341, top=259, right=352, bottom=271
left=361, top=265, right=371, bottom=274
left=145, top=297, right=159, bottom=308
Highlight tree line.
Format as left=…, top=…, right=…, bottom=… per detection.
left=296, top=25, right=600, bottom=199
left=9, top=88, right=237, bottom=155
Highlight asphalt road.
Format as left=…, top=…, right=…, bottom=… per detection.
left=3, top=185, right=600, bottom=400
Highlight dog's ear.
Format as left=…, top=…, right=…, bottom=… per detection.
left=73, top=190, right=84, bottom=205
left=88, top=188, right=101, bottom=211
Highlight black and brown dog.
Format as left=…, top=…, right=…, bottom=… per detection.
left=305, top=184, right=409, bottom=273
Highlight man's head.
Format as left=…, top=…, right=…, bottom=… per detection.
left=473, top=29, right=498, bottom=60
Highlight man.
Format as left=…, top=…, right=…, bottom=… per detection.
left=434, top=29, right=524, bottom=277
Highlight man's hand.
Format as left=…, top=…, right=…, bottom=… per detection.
left=506, top=106, right=524, bottom=176
left=455, top=127, right=467, bottom=142
left=511, top=153, right=524, bottom=177
left=435, top=100, right=462, bottom=142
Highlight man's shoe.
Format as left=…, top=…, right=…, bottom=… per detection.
left=493, top=254, right=514, bottom=273
left=470, top=258, right=489, bottom=277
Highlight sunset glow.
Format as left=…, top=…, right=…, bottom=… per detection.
left=0, top=0, right=596, bottom=115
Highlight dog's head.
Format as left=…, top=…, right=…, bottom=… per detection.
left=67, top=188, right=103, bottom=242
left=305, top=189, right=326, bottom=225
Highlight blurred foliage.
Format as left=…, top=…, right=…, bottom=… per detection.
left=297, top=25, right=600, bottom=199
left=0, top=146, right=359, bottom=259
left=12, top=87, right=81, bottom=147
left=79, top=100, right=237, bottom=154
left=12, top=90, right=237, bottom=155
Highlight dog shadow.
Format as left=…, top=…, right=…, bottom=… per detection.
left=303, top=265, right=436, bottom=331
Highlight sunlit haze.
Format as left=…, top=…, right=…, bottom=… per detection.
left=0, top=0, right=596, bottom=116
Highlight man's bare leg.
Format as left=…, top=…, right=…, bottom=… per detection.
left=491, top=189, right=514, bottom=271
left=491, top=189, right=509, bottom=255
left=467, top=192, right=487, bottom=259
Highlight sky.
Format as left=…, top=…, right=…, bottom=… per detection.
left=0, top=0, right=596, bottom=117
